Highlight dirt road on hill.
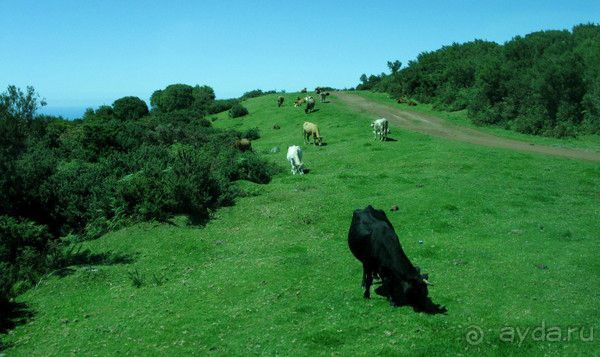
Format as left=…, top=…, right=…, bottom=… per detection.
left=335, top=92, right=600, bottom=162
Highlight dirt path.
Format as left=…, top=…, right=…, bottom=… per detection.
left=335, top=92, right=600, bottom=162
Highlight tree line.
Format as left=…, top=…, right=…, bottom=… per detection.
left=0, top=83, right=276, bottom=307
left=358, top=23, right=600, bottom=137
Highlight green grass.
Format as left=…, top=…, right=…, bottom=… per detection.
left=355, top=90, right=600, bottom=152
left=3, top=93, right=599, bottom=355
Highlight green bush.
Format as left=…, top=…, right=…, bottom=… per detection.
left=112, top=96, right=149, bottom=120
left=0, top=216, right=53, bottom=302
left=0, top=85, right=277, bottom=304
left=362, top=24, right=600, bottom=137
left=240, top=89, right=276, bottom=100
left=229, top=104, right=249, bottom=118
left=208, top=99, right=239, bottom=114
left=241, top=127, right=260, bottom=140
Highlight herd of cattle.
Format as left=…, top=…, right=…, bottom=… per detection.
left=239, top=88, right=444, bottom=313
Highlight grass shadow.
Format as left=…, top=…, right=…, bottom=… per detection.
left=305, top=109, right=320, bottom=114
left=384, top=137, right=398, bottom=142
left=50, top=246, right=137, bottom=279
left=0, top=301, right=34, bottom=347
left=374, top=285, right=447, bottom=315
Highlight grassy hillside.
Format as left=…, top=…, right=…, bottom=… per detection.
left=3, top=93, right=599, bottom=355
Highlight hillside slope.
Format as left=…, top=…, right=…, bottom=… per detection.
left=3, top=93, right=599, bottom=355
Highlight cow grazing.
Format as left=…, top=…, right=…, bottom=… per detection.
left=303, top=121, right=323, bottom=146
left=234, top=138, right=252, bottom=152
left=371, top=118, right=390, bottom=141
left=348, top=205, right=446, bottom=313
left=396, top=97, right=407, bottom=104
left=319, top=92, right=330, bottom=102
left=286, top=145, right=304, bottom=175
left=277, top=96, right=285, bottom=107
left=305, top=96, right=315, bottom=114
left=294, top=97, right=306, bottom=107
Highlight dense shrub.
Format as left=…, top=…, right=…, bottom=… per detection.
left=240, top=89, right=276, bottom=100
left=0, top=216, right=54, bottom=303
left=241, top=127, right=260, bottom=140
left=150, top=84, right=194, bottom=112
left=229, top=104, right=249, bottom=118
left=151, top=84, right=223, bottom=115
left=112, top=96, right=149, bottom=120
left=0, top=84, right=276, bottom=304
left=208, top=99, right=239, bottom=114
left=360, top=23, right=600, bottom=137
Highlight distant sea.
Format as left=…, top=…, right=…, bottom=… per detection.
left=39, top=106, right=88, bottom=120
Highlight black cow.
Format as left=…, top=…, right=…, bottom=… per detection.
left=305, top=96, right=315, bottom=114
left=348, top=205, right=446, bottom=313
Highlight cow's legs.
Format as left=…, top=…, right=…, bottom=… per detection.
left=363, top=265, right=373, bottom=299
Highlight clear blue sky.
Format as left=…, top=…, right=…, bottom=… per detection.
left=1, top=0, right=598, bottom=116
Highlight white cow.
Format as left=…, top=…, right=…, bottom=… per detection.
left=286, top=145, right=304, bottom=175
left=370, top=118, right=390, bottom=141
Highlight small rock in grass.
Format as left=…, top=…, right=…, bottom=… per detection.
left=273, top=124, right=280, bottom=130
left=270, top=146, right=280, bottom=153
left=390, top=205, right=399, bottom=212
left=535, top=264, right=548, bottom=270
left=418, top=240, right=424, bottom=245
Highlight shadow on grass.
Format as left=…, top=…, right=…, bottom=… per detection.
left=384, top=137, right=398, bottom=142
left=51, top=247, right=136, bottom=278
left=0, top=301, right=34, bottom=349
left=374, top=285, right=448, bottom=315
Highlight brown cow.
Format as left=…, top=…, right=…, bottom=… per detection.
left=294, top=97, right=306, bottom=107
left=303, top=121, right=323, bottom=146
left=234, top=138, right=252, bottom=152
left=277, top=96, right=285, bottom=107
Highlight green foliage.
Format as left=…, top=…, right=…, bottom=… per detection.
left=240, top=127, right=260, bottom=140
left=150, top=84, right=227, bottom=116
left=0, top=85, right=276, bottom=305
left=240, top=89, right=276, bottom=100
left=363, top=24, right=600, bottom=137
left=0, top=216, right=53, bottom=302
left=228, top=103, right=249, bottom=118
left=150, top=84, right=194, bottom=112
left=112, top=96, right=149, bottom=120
left=208, top=99, right=239, bottom=114
left=0, top=85, right=46, bottom=121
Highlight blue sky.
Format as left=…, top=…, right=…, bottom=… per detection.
left=1, top=0, right=598, bottom=116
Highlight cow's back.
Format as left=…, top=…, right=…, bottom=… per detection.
left=348, top=206, right=418, bottom=278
